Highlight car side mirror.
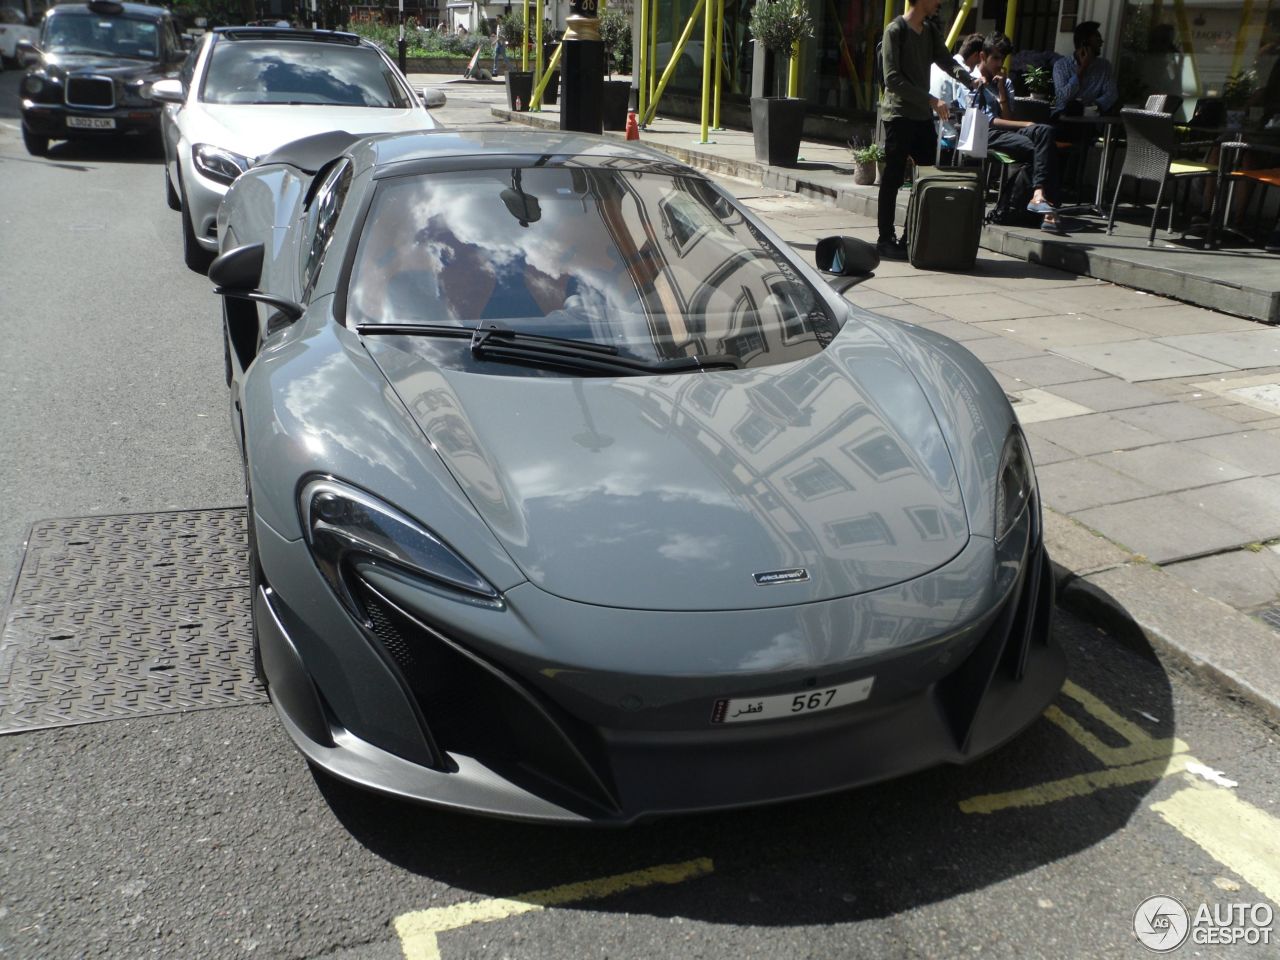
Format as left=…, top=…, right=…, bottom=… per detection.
left=150, top=77, right=184, bottom=103
left=210, top=242, right=304, bottom=323
left=16, top=39, right=40, bottom=67
left=815, top=236, right=879, bottom=276
left=419, top=87, right=446, bottom=109
left=180, top=34, right=195, bottom=51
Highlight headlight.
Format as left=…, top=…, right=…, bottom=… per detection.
left=192, top=143, right=251, bottom=186
left=125, top=78, right=150, bottom=101
left=995, top=429, right=1035, bottom=542
left=300, top=477, right=499, bottom=626
left=21, top=75, right=44, bottom=96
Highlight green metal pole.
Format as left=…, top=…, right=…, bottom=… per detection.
left=648, top=0, right=657, bottom=104
left=712, top=0, right=724, bottom=128
left=1230, top=0, right=1257, bottom=77
left=945, top=0, right=974, bottom=49
left=699, top=0, right=713, bottom=140
left=1002, top=0, right=1018, bottom=69
left=522, top=0, right=530, bottom=70
left=535, top=0, right=545, bottom=106
left=788, top=39, right=800, bottom=97
left=637, top=0, right=648, bottom=118
left=642, top=0, right=707, bottom=125
left=531, top=40, right=563, bottom=107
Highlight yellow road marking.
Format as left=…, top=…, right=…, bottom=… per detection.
left=1043, top=704, right=1189, bottom=767
left=1060, top=679, right=1157, bottom=747
left=1151, top=784, right=1280, bottom=906
left=394, top=857, right=714, bottom=960
left=960, top=752, right=1192, bottom=814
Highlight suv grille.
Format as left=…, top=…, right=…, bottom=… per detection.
left=66, top=77, right=114, bottom=108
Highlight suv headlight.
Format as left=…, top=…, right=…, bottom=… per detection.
left=995, top=429, right=1035, bottom=543
left=193, top=143, right=251, bottom=186
left=21, top=74, right=45, bottom=96
left=300, top=477, right=499, bottom=626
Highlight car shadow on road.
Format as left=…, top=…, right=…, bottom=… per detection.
left=316, top=605, right=1179, bottom=925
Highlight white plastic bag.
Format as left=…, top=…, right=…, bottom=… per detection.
left=957, top=107, right=988, bottom=158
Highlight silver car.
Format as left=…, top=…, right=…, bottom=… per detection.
left=209, top=127, right=1064, bottom=824
left=152, top=26, right=439, bottom=272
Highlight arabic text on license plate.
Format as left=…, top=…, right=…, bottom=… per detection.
left=67, top=117, right=116, bottom=129
left=711, top=677, right=874, bottom=724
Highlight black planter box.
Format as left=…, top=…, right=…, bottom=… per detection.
left=542, top=70, right=561, bottom=106
left=750, top=96, right=806, bottom=167
left=602, top=80, right=631, bottom=131
left=506, top=71, right=533, bottom=111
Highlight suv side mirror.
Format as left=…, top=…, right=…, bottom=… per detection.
left=16, top=39, right=40, bottom=67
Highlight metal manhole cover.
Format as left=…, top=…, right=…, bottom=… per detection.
left=0, top=508, right=266, bottom=734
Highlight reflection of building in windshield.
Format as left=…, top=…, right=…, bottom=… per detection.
left=348, top=162, right=835, bottom=371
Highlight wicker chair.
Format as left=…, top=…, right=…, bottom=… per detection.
left=1011, top=97, right=1052, bottom=125
left=1107, top=108, right=1217, bottom=246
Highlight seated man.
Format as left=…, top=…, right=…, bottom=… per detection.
left=1052, top=20, right=1119, bottom=118
left=973, top=34, right=1064, bottom=233
left=930, top=33, right=986, bottom=143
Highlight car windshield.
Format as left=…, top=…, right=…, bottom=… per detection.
left=201, top=40, right=412, bottom=107
left=347, top=163, right=840, bottom=373
left=42, top=13, right=159, bottom=59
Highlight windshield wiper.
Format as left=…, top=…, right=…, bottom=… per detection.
left=355, top=322, right=740, bottom=376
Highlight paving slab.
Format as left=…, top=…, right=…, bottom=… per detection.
left=1093, top=303, right=1261, bottom=336
left=1071, top=494, right=1255, bottom=563
left=1034, top=459, right=1159, bottom=513
left=843, top=288, right=907, bottom=310
left=1091, top=444, right=1253, bottom=492
left=987, top=354, right=1111, bottom=387
left=861, top=273, right=1001, bottom=300
left=1042, top=377, right=1171, bottom=412
left=871, top=303, right=956, bottom=326
left=974, top=313, right=1150, bottom=348
left=902, top=318, right=994, bottom=342
left=1025, top=433, right=1076, bottom=466
left=1022, top=412, right=1164, bottom=456
left=1053, top=340, right=1235, bottom=381
left=909, top=293, right=1060, bottom=324
left=959, top=337, right=1046, bottom=364
left=1005, top=284, right=1175, bottom=314
left=1155, top=330, right=1280, bottom=370
left=1182, top=431, right=1280, bottom=476
left=1042, top=507, right=1134, bottom=576
left=1173, top=477, right=1280, bottom=542
left=1164, top=549, right=1280, bottom=612
left=1109, top=402, right=1249, bottom=442
left=1010, top=388, right=1094, bottom=424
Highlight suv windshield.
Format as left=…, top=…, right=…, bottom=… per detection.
left=347, top=163, right=840, bottom=374
left=42, top=13, right=159, bottom=59
left=202, top=40, right=412, bottom=106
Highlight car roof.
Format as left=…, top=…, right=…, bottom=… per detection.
left=50, top=1, right=171, bottom=17
left=366, top=128, right=689, bottom=173
left=211, top=26, right=362, bottom=46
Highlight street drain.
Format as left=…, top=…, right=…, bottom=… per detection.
left=1253, top=603, right=1280, bottom=633
left=0, top=508, right=266, bottom=734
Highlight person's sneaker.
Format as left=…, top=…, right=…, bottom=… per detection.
left=1267, top=229, right=1280, bottom=253
left=876, top=238, right=909, bottom=261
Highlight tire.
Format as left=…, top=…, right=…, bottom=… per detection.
left=179, top=173, right=214, bottom=274
left=21, top=124, right=48, bottom=157
left=165, top=167, right=180, bottom=211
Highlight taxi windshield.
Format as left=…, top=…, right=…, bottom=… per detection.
left=347, top=163, right=840, bottom=373
left=42, top=13, right=159, bottom=59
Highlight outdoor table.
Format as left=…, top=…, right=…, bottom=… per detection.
left=1055, top=113, right=1125, bottom=215
left=1206, top=135, right=1280, bottom=249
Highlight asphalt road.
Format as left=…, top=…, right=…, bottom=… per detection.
left=1, top=74, right=1278, bottom=960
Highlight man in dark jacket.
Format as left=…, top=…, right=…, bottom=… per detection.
left=878, top=0, right=975, bottom=260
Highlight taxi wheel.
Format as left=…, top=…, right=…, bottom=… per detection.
left=21, top=125, right=48, bottom=157
left=179, top=175, right=214, bottom=274
left=165, top=168, right=180, bottom=211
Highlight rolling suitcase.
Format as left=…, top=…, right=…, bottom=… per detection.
left=906, top=166, right=984, bottom=271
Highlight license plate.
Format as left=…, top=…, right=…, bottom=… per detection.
left=67, top=116, right=116, bottom=129
left=711, top=676, right=874, bottom=724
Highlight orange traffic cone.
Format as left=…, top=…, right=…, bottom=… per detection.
left=625, top=110, right=640, bottom=141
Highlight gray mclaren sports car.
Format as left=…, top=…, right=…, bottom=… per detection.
left=210, top=127, right=1064, bottom=824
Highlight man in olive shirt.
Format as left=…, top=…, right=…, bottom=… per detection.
left=878, top=0, right=975, bottom=260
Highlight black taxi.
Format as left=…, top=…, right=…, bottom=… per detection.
left=18, top=0, right=187, bottom=155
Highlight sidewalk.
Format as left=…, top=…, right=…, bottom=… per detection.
left=420, top=74, right=1280, bottom=725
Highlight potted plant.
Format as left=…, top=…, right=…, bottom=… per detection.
left=600, top=6, right=633, bottom=130
left=851, top=142, right=884, bottom=185
left=1222, top=70, right=1256, bottom=129
left=749, top=0, right=813, bottom=166
left=500, top=12, right=532, bottom=110
left=1022, top=65, right=1053, bottom=100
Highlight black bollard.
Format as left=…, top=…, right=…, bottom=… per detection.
left=559, top=1, right=603, bottom=134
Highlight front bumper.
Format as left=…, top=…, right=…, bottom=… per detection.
left=179, top=154, right=228, bottom=252
left=22, top=101, right=160, bottom=139
left=253, top=502, right=1063, bottom=824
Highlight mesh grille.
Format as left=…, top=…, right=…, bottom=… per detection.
left=66, top=77, right=115, bottom=108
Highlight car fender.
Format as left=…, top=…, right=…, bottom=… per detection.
left=240, top=303, right=527, bottom=593
left=854, top=313, right=1017, bottom=542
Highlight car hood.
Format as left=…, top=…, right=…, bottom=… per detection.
left=186, top=104, right=435, bottom=160
left=40, top=53, right=163, bottom=79
left=365, top=322, right=970, bottom=611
